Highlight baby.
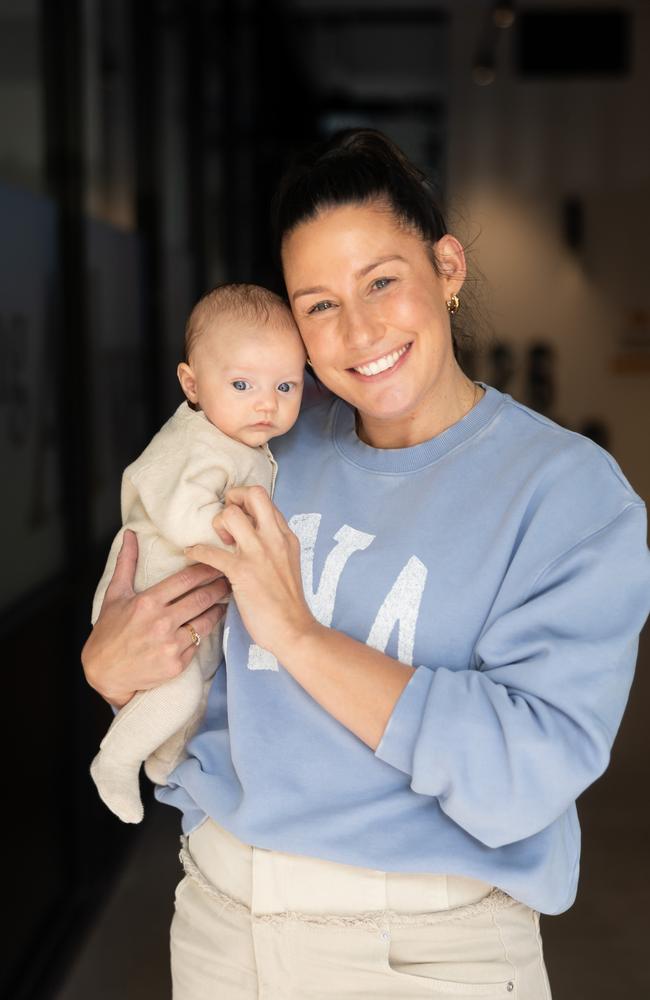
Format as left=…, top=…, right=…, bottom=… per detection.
left=90, top=283, right=306, bottom=823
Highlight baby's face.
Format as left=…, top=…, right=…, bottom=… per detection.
left=189, top=319, right=306, bottom=447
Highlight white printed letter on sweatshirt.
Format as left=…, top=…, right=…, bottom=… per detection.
left=366, top=556, right=427, bottom=666
left=246, top=515, right=374, bottom=671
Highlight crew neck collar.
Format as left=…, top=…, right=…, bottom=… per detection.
left=332, top=383, right=503, bottom=474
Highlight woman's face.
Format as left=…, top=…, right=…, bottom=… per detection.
left=282, top=201, right=466, bottom=435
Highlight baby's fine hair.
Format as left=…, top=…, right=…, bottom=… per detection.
left=183, top=283, right=296, bottom=363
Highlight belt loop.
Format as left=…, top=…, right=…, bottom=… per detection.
left=250, top=843, right=293, bottom=915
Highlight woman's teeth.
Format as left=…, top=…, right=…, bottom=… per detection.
left=353, top=344, right=409, bottom=377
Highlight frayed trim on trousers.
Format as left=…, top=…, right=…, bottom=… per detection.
left=178, top=835, right=518, bottom=932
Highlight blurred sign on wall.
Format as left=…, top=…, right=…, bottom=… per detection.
left=611, top=308, right=650, bottom=374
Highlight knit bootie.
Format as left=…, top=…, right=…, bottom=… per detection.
left=90, top=748, right=144, bottom=824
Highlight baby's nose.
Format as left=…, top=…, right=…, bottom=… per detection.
left=256, top=392, right=277, bottom=412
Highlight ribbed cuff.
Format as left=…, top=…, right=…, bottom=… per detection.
left=374, top=665, right=434, bottom=775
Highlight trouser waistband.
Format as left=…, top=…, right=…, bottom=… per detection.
left=183, top=818, right=494, bottom=917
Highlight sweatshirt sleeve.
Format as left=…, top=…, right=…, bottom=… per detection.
left=374, top=501, right=650, bottom=848
left=129, top=454, right=233, bottom=552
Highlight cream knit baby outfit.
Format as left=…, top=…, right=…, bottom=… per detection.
left=90, top=402, right=277, bottom=823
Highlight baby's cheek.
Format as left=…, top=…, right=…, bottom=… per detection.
left=290, top=398, right=303, bottom=425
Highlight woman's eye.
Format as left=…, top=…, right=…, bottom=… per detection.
left=371, top=277, right=392, bottom=291
left=277, top=382, right=294, bottom=393
left=231, top=380, right=251, bottom=391
left=308, top=300, right=333, bottom=314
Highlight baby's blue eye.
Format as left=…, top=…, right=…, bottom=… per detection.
left=232, top=380, right=250, bottom=391
left=277, top=382, right=293, bottom=393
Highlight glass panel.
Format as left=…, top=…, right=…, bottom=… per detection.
left=84, top=0, right=136, bottom=229
left=87, top=219, right=148, bottom=541
left=0, top=0, right=44, bottom=192
left=0, top=183, right=64, bottom=608
left=158, top=10, right=196, bottom=412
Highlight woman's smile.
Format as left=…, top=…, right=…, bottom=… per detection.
left=347, top=341, right=412, bottom=380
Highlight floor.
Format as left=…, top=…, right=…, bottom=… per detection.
left=55, top=802, right=179, bottom=1000
left=541, top=778, right=650, bottom=998
left=55, top=770, right=650, bottom=1000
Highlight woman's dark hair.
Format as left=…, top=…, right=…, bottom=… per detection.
left=272, top=128, right=447, bottom=260
left=272, top=128, right=474, bottom=364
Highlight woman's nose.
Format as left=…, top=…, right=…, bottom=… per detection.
left=342, top=302, right=382, bottom=350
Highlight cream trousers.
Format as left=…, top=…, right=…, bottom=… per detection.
left=170, top=818, right=553, bottom=999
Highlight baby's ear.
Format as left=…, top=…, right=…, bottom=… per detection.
left=177, top=362, right=199, bottom=403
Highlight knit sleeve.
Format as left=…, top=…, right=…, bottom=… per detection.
left=374, top=502, right=650, bottom=848
left=129, top=454, right=234, bottom=552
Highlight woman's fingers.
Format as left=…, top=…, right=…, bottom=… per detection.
left=222, top=485, right=294, bottom=541
left=168, top=571, right=231, bottom=631
left=178, top=643, right=200, bottom=673
left=212, top=519, right=236, bottom=546
left=150, top=560, right=227, bottom=606
left=178, top=600, right=228, bottom=654
left=82, top=541, right=232, bottom=706
left=104, top=529, right=139, bottom=601
left=176, top=607, right=227, bottom=672
left=271, top=503, right=293, bottom=536
left=224, top=485, right=281, bottom=535
left=219, top=502, right=261, bottom=550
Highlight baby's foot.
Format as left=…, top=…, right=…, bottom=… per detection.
left=90, top=751, right=144, bottom=824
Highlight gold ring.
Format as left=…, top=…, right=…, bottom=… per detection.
left=186, top=623, right=201, bottom=648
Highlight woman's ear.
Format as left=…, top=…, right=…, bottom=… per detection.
left=177, top=362, right=199, bottom=403
left=432, top=234, right=466, bottom=296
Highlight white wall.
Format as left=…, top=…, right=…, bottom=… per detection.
left=446, top=0, right=650, bottom=502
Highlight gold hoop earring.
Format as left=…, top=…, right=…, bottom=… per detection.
left=306, top=357, right=314, bottom=369
left=446, top=294, right=460, bottom=315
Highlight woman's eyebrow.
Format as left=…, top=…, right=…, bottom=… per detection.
left=292, top=284, right=328, bottom=302
left=354, top=254, right=407, bottom=279
left=292, top=255, right=407, bottom=303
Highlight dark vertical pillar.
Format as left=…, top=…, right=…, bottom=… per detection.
left=5, top=6, right=104, bottom=998
left=133, top=0, right=166, bottom=431
left=221, top=0, right=257, bottom=280
left=201, top=0, right=228, bottom=287
left=41, top=0, right=97, bottom=881
left=221, top=0, right=237, bottom=280
left=41, top=0, right=133, bottom=914
left=42, top=0, right=90, bottom=563
left=184, top=0, right=207, bottom=298
left=253, top=1, right=320, bottom=289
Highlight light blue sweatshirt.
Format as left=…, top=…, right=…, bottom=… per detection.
left=156, top=384, right=650, bottom=914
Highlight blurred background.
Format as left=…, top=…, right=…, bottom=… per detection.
left=1, top=0, right=648, bottom=997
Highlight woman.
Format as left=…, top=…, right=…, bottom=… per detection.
left=82, top=130, right=650, bottom=999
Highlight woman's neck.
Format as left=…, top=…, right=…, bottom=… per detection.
left=356, top=372, right=483, bottom=450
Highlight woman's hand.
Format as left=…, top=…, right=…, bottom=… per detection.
left=185, top=486, right=318, bottom=661
left=81, top=530, right=230, bottom=708
left=187, top=487, right=415, bottom=752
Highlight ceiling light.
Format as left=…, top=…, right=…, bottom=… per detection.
left=473, top=49, right=496, bottom=85
left=493, top=2, right=516, bottom=30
